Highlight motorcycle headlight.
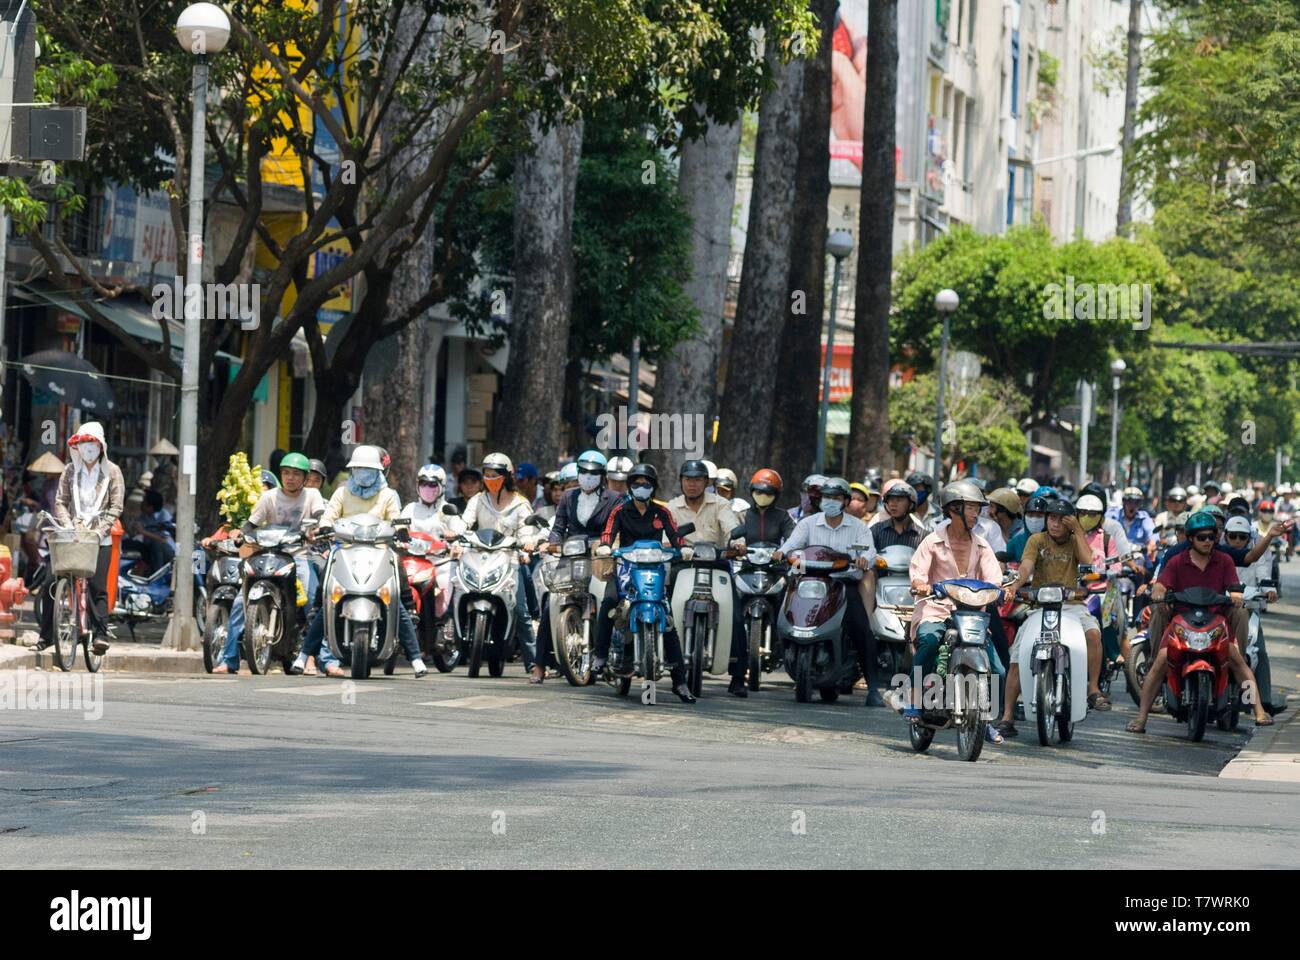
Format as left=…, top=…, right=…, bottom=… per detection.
left=796, top=580, right=827, bottom=600
left=459, top=566, right=481, bottom=590
left=480, top=566, right=505, bottom=589
left=630, top=548, right=668, bottom=564
left=692, top=543, right=718, bottom=562
left=1184, top=629, right=1213, bottom=651
left=1035, top=586, right=1064, bottom=604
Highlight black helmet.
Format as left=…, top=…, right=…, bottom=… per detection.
left=1226, top=495, right=1251, bottom=516
left=968, top=477, right=990, bottom=493
left=679, top=459, right=710, bottom=479
left=1059, top=482, right=1077, bottom=499
left=1024, top=495, right=1049, bottom=514
left=820, top=477, right=851, bottom=499
left=905, top=471, right=931, bottom=489
left=308, top=458, right=328, bottom=480
left=885, top=481, right=918, bottom=505
left=1045, top=499, right=1075, bottom=516
left=1079, top=481, right=1106, bottom=502
left=628, top=463, right=658, bottom=489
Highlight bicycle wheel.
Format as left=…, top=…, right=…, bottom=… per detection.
left=51, top=578, right=77, bottom=672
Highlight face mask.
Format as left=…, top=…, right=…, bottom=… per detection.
left=752, top=492, right=775, bottom=508
left=916, top=489, right=929, bottom=506
left=347, top=468, right=383, bottom=498
left=1025, top=516, right=1045, bottom=534
left=418, top=482, right=441, bottom=505
left=1079, top=514, right=1101, bottom=532
left=483, top=475, right=505, bottom=496
left=578, top=473, right=601, bottom=493
left=630, top=484, right=653, bottom=502
left=821, top=498, right=844, bottom=518
left=78, top=442, right=101, bottom=465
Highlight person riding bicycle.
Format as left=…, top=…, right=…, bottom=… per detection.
left=37, top=422, right=125, bottom=656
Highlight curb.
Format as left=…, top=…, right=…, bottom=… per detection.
left=0, top=642, right=205, bottom=675
left=1219, top=705, right=1300, bottom=783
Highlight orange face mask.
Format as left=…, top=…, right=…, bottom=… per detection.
left=484, top=475, right=505, bottom=496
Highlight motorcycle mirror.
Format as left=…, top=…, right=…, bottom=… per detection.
left=393, top=517, right=412, bottom=527
left=441, top=504, right=460, bottom=517
left=995, top=551, right=1009, bottom=563
left=676, top=522, right=696, bottom=537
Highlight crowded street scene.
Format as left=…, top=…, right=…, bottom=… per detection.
left=0, top=0, right=1297, bottom=914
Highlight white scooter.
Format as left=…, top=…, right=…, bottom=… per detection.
left=670, top=540, right=736, bottom=698
left=1015, top=583, right=1090, bottom=746
left=868, top=544, right=916, bottom=679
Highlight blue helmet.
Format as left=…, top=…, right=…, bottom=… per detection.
left=1034, top=485, right=1061, bottom=501
left=576, top=449, right=607, bottom=472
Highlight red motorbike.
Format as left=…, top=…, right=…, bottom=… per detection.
left=1160, top=587, right=1238, bottom=741
left=384, top=531, right=458, bottom=674
left=997, top=560, right=1026, bottom=649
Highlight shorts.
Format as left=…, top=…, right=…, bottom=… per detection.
left=1009, top=605, right=1100, bottom=661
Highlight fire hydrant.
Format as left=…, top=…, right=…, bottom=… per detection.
left=0, top=544, right=29, bottom=634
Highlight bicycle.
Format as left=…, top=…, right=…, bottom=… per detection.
left=41, top=515, right=106, bottom=673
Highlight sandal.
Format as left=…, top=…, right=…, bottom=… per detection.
left=995, top=719, right=1018, bottom=738
left=1255, top=715, right=1275, bottom=727
left=302, top=659, right=319, bottom=677
left=1088, top=692, right=1112, bottom=712
left=1126, top=719, right=1146, bottom=734
left=528, top=666, right=545, bottom=685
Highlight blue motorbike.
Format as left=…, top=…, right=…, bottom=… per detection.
left=603, top=539, right=683, bottom=699
left=113, top=527, right=206, bottom=643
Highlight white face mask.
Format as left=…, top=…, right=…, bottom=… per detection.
left=78, top=443, right=101, bottom=465
left=821, top=499, right=844, bottom=518
left=1025, top=515, right=1045, bottom=534
left=578, top=473, right=601, bottom=493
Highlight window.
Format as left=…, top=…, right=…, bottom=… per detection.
left=1010, top=31, right=1020, bottom=118
left=968, top=0, right=978, bottom=45
left=1007, top=164, right=1016, bottom=225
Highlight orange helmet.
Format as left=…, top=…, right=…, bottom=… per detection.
left=750, top=468, right=783, bottom=495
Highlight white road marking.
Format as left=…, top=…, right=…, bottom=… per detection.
left=255, top=685, right=395, bottom=696
left=417, top=695, right=533, bottom=710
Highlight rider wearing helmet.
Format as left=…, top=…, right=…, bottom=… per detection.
left=715, top=468, right=749, bottom=519
left=605, top=456, right=634, bottom=496
left=906, top=472, right=938, bottom=527
left=1005, top=494, right=1048, bottom=563
left=777, top=477, right=883, bottom=706
left=1128, top=511, right=1275, bottom=732
left=295, top=445, right=427, bottom=678
left=1014, top=477, right=1040, bottom=510
left=858, top=477, right=882, bottom=524
left=558, top=461, right=580, bottom=492
left=306, top=459, right=329, bottom=490
left=730, top=468, right=795, bottom=548
left=985, top=487, right=1023, bottom=545
left=400, top=464, right=461, bottom=537
left=1153, top=486, right=1188, bottom=531
left=906, top=481, right=1006, bottom=738
left=461, top=452, right=542, bottom=681
left=870, top=481, right=924, bottom=550
left=597, top=463, right=696, bottom=703
left=788, top=474, right=827, bottom=522
left=934, top=478, right=1007, bottom=553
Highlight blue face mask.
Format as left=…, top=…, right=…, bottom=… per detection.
left=916, top=489, right=929, bottom=506
left=630, top=485, right=654, bottom=502
left=1025, top=515, right=1045, bottom=534
left=347, top=468, right=383, bottom=499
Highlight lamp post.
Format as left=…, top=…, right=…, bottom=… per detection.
left=934, top=289, right=959, bottom=482
left=165, top=3, right=230, bottom=651
left=1108, top=357, right=1126, bottom=490
left=814, top=230, right=854, bottom=473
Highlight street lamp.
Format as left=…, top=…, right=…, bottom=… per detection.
left=164, top=3, right=230, bottom=651
left=934, top=288, right=959, bottom=482
left=1108, top=357, right=1127, bottom=492
left=814, top=230, right=854, bottom=473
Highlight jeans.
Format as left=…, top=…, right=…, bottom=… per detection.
left=594, top=563, right=682, bottom=667
left=667, top=558, right=746, bottom=679
left=910, top=619, right=1004, bottom=706
left=300, top=597, right=420, bottom=667
left=222, top=556, right=316, bottom=671
left=513, top=567, right=537, bottom=669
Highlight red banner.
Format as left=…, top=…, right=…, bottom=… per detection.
left=820, top=342, right=853, bottom=403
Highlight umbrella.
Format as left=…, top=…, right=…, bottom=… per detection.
left=28, top=452, right=65, bottom=474
left=18, top=350, right=116, bottom=415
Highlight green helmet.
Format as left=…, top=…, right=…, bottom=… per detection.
left=1185, top=511, right=1217, bottom=534
left=1201, top=504, right=1226, bottom=522
left=280, top=452, right=311, bottom=473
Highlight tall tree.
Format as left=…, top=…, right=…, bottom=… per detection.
left=1116, top=0, right=1142, bottom=234
left=647, top=113, right=742, bottom=481
left=715, top=48, right=804, bottom=484
left=493, top=118, right=584, bottom=467
left=847, top=0, right=897, bottom=480
left=770, top=0, right=837, bottom=493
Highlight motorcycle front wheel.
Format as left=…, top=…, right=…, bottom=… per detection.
left=431, top=618, right=461, bottom=672
left=955, top=667, right=985, bottom=762
left=350, top=625, right=371, bottom=680
left=1187, top=671, right=1211, bottom=741
left=1124, top=642, right=1149, bottom=707
left=908, top=721, right=934, bottom=753
left=641, top=624, right=658, bottom=692
left=556, top=605, right=590, bottom=686
left=794, top=646, right=813, bottom=703
left=203, top=601, right=229, bottom=673
left=688, top=614, right=707, bottom=698
left=467, top=613, right=486, bottom=677
left=747, top=618, right=763, bottom=692
left=1036, top=666, right=1056, bottom=746
left=243, top=596, right=276, bottom=675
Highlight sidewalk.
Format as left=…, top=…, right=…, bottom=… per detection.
left=0, top=634, right=205, bottom=675
left=1220, top=709, right=1300, bottom=783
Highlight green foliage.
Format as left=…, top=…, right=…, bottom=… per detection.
left=889, top=373, right=1029, bottom=478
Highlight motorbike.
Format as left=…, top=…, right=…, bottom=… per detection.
left=1159, top=587, right=1238, bottom=741
left=384, top=530, right=457, bottom=675
left=671, top=540, right=737, bottom=698
left=1123, top=603, right=1155, bottom=707
left=240, top=524, right=312, bottom=675
left=599, top=537, right=684, bottom=700
left=319, top=514, right=405, bottom=680
left=113, top=527, right=206, bottom=644
left=904, top=578, right=1001, bottom=762
left=733, top=541, right=786, bottom=691
left=452, top=516, right=546, bottom=677
left=868, top=544, right=917, bottom=680
left=778, top=544, right=869, bottom=704
left=1015, top=583, right=1090, bottom=746
left=537, top=534, right=604, bottom=686
left=202, top=537, right=243, bottom=673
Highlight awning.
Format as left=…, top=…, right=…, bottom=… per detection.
left=16, top=282, right=183, bottom=346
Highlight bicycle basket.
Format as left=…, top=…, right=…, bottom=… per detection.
left=48, top=532, right=100, bottom=579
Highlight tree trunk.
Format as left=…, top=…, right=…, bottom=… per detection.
left=847, top=0, right=898, bottom=481
left=1116, top=0, right=1142, bottom=235
left=647, top=114, right=742, bottom=480
left=769, top=0, right=837, bottom=493
left=715, top=50, right=804, bottom=485
left=494, top=117, right=584, bottom=467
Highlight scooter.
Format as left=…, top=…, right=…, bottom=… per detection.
left=239, top=524, right=311, bottom=675
left=598, top=538, right=684, bottom=700
left=453, top=519, right=544, bottom=677
left=733, top=542, right=786, bottom=691
left=537, top=534, right=604, bottom=686
left=671, top=540, right=737, bottom=698
left=1015, top=583, right=1090, bottom=746
left=1159, top=587, right=1237, bottom=741
left=385, top=531, right=456, bottom=675
left=319, top=514, right=405, bottom=680
left=113, top=529, right=206, bottom=643
left=202, top=537, right=243, bottom=673
left=868, top=544, right=916, bottom=680
left=778, top=544, right=868, bottom=704
left=1123, top=603, right=1154, bottom=707
left=903, top=578, right=1001, bottom=762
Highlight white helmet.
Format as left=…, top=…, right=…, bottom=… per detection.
left=481, top=451, right=513, bottom=475
left=1221, top=480, right=1234, bottom=493
left=347, top=445, right=385, bottom=471
left=1186, top=484, right=1201, bottom=496
left=1279, top=483, right=1293, bottom=495
left=418, top=463, right=446, bottom=486
left=716, top=468, right=738, bottom=490
left=701, top=459, right=718, bottom=481
left=1224, top=515, right=1252, bottom=535
left=1076, top=494, right=1105, bottom=513
left=606, top=456, right=634, bottom=481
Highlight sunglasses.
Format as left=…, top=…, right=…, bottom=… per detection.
left=578, top=466, right=604, bottom=476
left=1192, top=532, right=1217, bottom=543
left=419, top=481, right=441, bottom=489
left=482, top=469, right=503, bottom=479
left=630, top=482, right=654, bottom=491
left=1225, top=533, right=1250, bottom=542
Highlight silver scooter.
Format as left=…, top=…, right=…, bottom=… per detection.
left=318, top=514, right=406, bottom=679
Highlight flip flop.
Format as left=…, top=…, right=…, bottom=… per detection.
left=1255, top=715, right=1275, bottom=727
left=302, top=660, right=319, bottom=677
left=1126, top=719, right=1146, bottom=734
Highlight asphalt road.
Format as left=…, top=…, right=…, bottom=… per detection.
left=3, top=562, right=1298, bottom=869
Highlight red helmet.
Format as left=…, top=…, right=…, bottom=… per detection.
left=1258, top=500, right=1275, bottom=512
left=750, top=468, right=783, bottom=495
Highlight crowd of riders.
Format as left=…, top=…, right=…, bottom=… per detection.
left=28, top=419, right=1297, bottom=741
